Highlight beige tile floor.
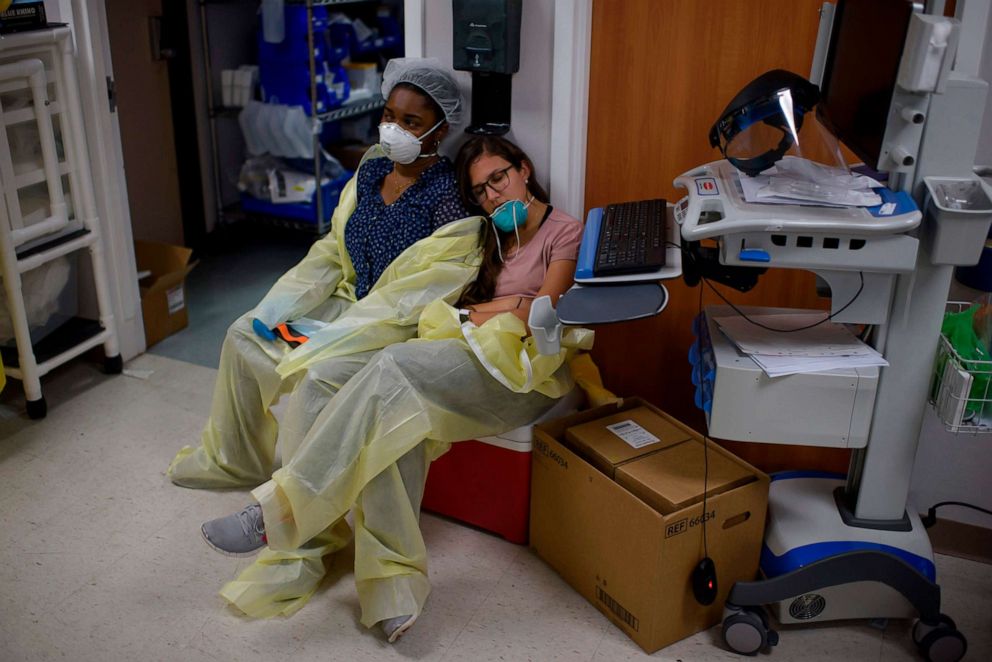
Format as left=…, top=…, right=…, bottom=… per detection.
left=1, top=353, right=990, bottom=661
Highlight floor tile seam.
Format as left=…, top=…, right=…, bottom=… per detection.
left=130, top=347, right=217, bottom=378
left=40, top=503, right=203, bottom=617
left=142, top=350, right=221, bottom=373
left=44, top=546, right=137, bottom=625
left=436, top=544, right=528, bottom=661
left=875, top=621, right=894, bottom=661
left=586, top=624, right=611, bottom=662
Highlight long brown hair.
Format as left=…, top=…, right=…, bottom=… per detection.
left=454, top=136, right=550, bottom=306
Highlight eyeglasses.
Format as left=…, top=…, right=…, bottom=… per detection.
left=470, top=165, right=514, bottom=204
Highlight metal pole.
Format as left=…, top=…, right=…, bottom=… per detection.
left=199, top=0, right=225, bottom=228
left=307, top=0, right=324, bottom=235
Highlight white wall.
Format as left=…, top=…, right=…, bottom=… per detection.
left=423, top=0, right=557, bottom=200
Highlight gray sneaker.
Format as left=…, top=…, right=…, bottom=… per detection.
left=201, top=503, right=266, bottom=556
left=381, top=614, right=416, bottom=643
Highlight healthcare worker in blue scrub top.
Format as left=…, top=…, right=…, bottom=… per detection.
left=168, top=57, right=473, bottom=488
left=166, top=57, right=486, bottom=628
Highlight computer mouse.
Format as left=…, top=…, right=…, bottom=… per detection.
left=691, top=557, right=718, bottom=605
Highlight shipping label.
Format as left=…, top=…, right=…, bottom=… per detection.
left=605, top=420, right=659, bottom=449
left=166, top=285, right=185, bottom=314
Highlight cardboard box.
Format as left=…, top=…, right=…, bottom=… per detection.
left=134, top=241, right=196, bottom=348
left=531, top=397, right=769, bottom=654
left=564, top=405, right=691, bottom=478
left=616, top=438, right=756, bottom=515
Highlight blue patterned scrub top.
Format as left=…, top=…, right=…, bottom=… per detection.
left=344, top=157, right=469, bottom=299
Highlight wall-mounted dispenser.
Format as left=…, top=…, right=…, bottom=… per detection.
left=452, top=0, right=522, bottom=135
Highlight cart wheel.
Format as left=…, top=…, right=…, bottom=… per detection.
left=723, top=610, right=768, bottom=656
left=746, top=605, right=771, bottom=629
left=919, top=627, right=967, bottom=662
left=104, top=354, right=123, bottom=375
left=913, top=614, right=958, bottom=646
left=26, top=397, right=47, bottom=420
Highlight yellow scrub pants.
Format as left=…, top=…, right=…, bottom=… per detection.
left=168, top=313, right=561, bottom=625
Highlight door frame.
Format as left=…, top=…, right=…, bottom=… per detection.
left=68, top=0, right=146, bottom=360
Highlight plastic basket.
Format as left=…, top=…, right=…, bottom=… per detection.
left=930, top=301, right=992, bottom=433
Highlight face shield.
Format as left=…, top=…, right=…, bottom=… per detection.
left=709, top=69, right=843, bottom=177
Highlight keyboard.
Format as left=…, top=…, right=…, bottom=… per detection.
left=593, top=199, right=668, bottom=277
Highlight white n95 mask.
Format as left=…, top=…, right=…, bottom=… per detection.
left=378, top=119, right=443, bottom=164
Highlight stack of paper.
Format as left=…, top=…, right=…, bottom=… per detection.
left=714, top=313, right=888, bottom=378
left=737, top=156, right=884, bottom=208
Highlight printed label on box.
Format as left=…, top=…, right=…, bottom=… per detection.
left=167, top=285, right=185, bottom=314
left=606, top=420, right=660, bottom=448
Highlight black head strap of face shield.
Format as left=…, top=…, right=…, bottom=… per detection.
left=708, top=69, right=821, bottom=176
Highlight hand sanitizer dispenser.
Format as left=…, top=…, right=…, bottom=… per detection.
left=452, top=0, right=522, bottom=135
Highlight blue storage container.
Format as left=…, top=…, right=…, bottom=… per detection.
left=329, top=20, right=377, bottom=59
left=257, top=6, right=348, bottom=66
left=240, top=170, right=353, bottom=225
left=374, top=12, right=403, bottom=58
left=258, top=3, right=350, bottom=114
left=259, top=61, right=350, bottom=113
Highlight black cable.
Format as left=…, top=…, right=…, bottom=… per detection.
left=667, top=240, right=866, bottom=333
left=697, top=275, right=709, bottom=559
left=702, top=270, right=864, bottom=333
left=921, top=501, right=992, bottom=529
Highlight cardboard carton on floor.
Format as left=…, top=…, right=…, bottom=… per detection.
left=530, top=397, right=769, bottom=654
left=134, top=241, right=196, bottom=348
left=564, top=405, right=692, bottom=478
left=617, top=437, right=756, bottom=515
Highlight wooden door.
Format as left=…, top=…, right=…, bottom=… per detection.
left=584, top=0, right=851, bottom=472
left=106, top=0, right=184, bottom=245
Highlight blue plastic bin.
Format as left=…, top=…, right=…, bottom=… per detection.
left=240, top=170, right=353, bottom=225
left=258, top=6, right=348, bottom=66
left=259, top=61, right=350, bottom=113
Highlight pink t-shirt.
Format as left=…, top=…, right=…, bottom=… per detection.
left=493, top=207, right=583, bottom=299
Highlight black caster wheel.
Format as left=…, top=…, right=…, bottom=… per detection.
left=915, top=614, right=966, bottom=662
left=913, top=614, right=956, bottom=645
left=104, top=354, right=123, bottom=374
left=723, top=608, right=776, bottom=656
left=919, top=628, right=967, bottom=662
left=26, top=397, right=47, bottom=420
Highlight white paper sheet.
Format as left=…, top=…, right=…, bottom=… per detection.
left=714, top=314, right=875, bottom=357
left=749, top=351, right=888, bottom=378
left=713, top=312, right=888, bottom=378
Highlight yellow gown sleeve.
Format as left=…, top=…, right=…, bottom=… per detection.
left=416, top=299, right=595, bottom=399
left=251, top=174, right=359, bottom=329
left=274, top=216, right=485, bottom=378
